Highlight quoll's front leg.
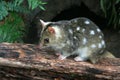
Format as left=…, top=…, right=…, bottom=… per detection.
left=56, top=53, right=67, bottom=60
left=56, top=52, right=70, bottom=60
left=58, top=54, right=67, bottom=60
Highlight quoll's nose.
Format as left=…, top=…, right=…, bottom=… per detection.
left=44, top=38, right=49, bottom=43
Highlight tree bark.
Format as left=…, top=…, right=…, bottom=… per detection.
left=0, top=43, right=120, bottom=80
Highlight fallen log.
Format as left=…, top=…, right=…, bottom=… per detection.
left=0, top=43, right=120, bottom=80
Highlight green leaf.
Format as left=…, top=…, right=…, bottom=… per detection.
left=100, top=0, right=107, bottom=17
left=39, top=5, right=45, bottom=10
left=41, top=2, right=47, bottom=5
left=0, top=1, right=8, bottom=20
left=28, top=0, right=32, bottom=9
left=116, top=0, right=120, bottom=4
left=27, top=0, right=46, bottom=10
left=100, top=0, right=120, bottom=29
left=14, top=0, right=23, bottom=6
left=31, top=0, right=39, bottom=10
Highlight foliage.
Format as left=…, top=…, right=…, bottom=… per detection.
left=0, top=0, right=47, bottom=20
left=0, top=12, right=25, bottom=43
left=0, top=0, right=46, bottom=43
left=28, top=0, right=46, bottom=10
left=100, top=0, right=120, bottom=29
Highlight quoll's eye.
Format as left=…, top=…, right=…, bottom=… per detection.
left=44, top=38, right=49, bottom=43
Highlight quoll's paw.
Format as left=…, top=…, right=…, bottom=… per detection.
left=58, top=55, right=67, bottom=60
left=74, top=56, right=86, bottom=62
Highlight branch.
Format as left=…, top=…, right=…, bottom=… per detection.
left=0, top=43, right=120, bottom=80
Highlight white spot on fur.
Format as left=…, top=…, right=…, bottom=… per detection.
left=90, top=30, right=95, bottom=35
left=74, top=36, right=77, bottom=39
left=91, top=44, right=96, bottom=48
left=101, top=40, right=105, bottom=45
left=99, top=35, right=102, bottom=39
left=82, top=29, right=85, bottom=32
left=97, top=28, right=101, bottom=32
left=66, top=40, right=70, bottom=44
left=52, top=27, right=61, bottom=39
left=98, top=43, right=102, bottom=48
left=68, top=29, right=73, bottom=34
left=76, top=27, right=80, bottom=31
left=83, top=38, right=87, bottom=44
left=84, top=20, right=90, bottom=24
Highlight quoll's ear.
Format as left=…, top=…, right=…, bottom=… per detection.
left=40, top=19, right=51, bottom=28
left=48, top=27, right=55, bottom=34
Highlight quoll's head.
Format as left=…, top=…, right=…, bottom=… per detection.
left=39, top=19, right=65, bottom=47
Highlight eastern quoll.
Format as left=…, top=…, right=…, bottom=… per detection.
left=39, top=17, right=115, bottom=63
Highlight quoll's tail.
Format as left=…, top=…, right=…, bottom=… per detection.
left=101, top=50, right=115, bottom=58
left=90, top=50, right=115, bottom=64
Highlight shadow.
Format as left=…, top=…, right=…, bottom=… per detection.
left=52, top=3, right=107, bottom=29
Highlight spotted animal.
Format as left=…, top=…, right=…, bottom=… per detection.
left=39, top=17, right=115, bottom=63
